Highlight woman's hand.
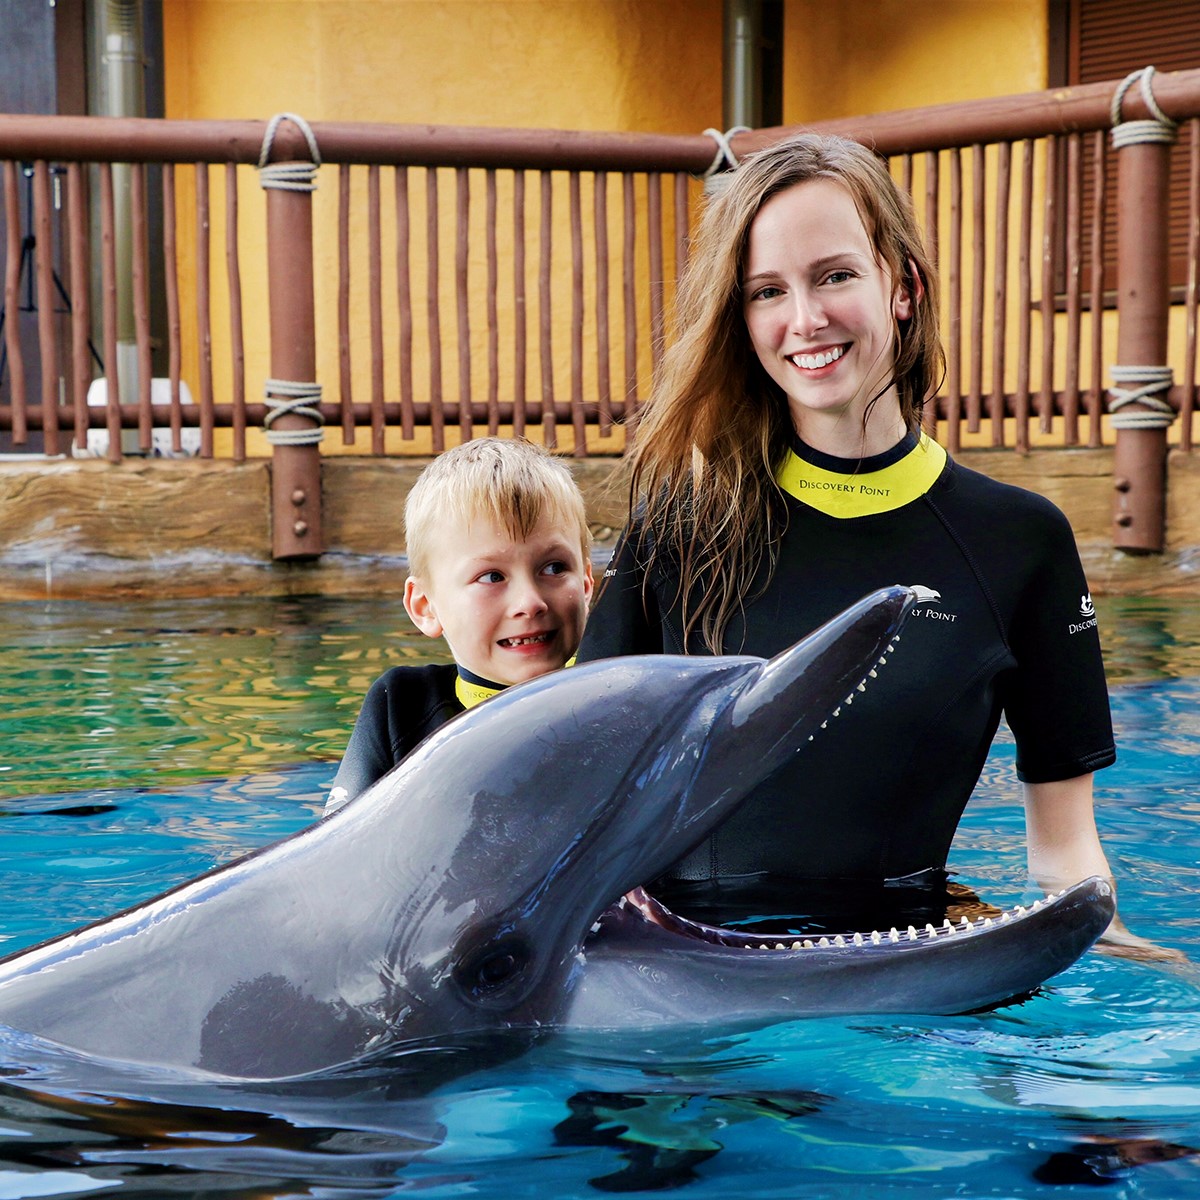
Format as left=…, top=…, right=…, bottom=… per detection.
left=1024, top=776, right=1187, bottom=965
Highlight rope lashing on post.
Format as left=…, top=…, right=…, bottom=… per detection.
left=263, top=378, right=325, bottom=446
left=701, top=126, right=750, bottom=194
left=257, top=115, right=323, bottom=447
left=1108, top=364, right=1177, bottom=430
left=1110, top=66, right=1178, bottom=149
left=257, top=112, right=322, bottom=191
left=1107, top=70, right=1178, bottom=432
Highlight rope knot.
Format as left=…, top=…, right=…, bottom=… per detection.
left=701, top=126, right=750, bottom=195
left=1108, top=364, right=1176, bottom=430
left=263, top=378, right=324, bottom=446
left=257, top=113, right=322, bottom=192
left=1111, top=66, right=1178, bottom=149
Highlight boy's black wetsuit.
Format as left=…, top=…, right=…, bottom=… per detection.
left=575, top=434, right=1116, bottom=936
left=327, top=664, right=462, bottom=809
left=325, top=660, right=523, bottom=812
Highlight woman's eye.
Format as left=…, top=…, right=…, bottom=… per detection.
left=824, top=269, right=855, bottom=285
left=750, top=284, right=783, bottom=302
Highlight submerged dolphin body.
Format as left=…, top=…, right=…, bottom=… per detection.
left=0, top=586, right=1113, bottom=1080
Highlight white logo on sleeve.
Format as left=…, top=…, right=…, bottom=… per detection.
left=1069, top=593, right=1098, bottom=635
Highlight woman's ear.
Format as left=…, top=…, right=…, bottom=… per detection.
left=893, top=256, right=924, bottom=321
left=404, top=576, right=444, bottom=639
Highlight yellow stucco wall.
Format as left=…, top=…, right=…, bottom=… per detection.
left=162, top=0, right=724, bottom=132
left=782, top=0, right=1049, bottom=123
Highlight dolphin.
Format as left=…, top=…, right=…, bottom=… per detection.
left=0, top=585, right=1114, bottom=1081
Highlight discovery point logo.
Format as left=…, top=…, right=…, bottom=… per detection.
left=1070, top=593, right=1098, bottom=635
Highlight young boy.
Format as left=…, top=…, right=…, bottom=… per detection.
left=324, top=437, right=593, bottom=814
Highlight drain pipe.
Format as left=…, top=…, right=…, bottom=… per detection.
left=724, top=0, right=761, bottom=130
left=95, top=0, right=144, bottom=452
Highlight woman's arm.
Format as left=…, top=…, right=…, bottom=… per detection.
left=1024, top=775, right=1185, bottom=962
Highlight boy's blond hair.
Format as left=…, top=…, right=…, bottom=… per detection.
left=404, top=437, right=591, bottom=579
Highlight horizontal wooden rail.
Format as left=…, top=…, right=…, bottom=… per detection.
left=1, top=66, right=1197, bottom=169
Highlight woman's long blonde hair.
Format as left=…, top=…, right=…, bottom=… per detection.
left=627, top=133, right=944, bottom=653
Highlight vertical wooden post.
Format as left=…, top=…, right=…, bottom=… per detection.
left=1110, top=69, right=1177, bottom=553
left=259, top=116, right=324, bottom=560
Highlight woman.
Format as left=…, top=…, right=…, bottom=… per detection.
left=577, top=133, right=1163, bottom=957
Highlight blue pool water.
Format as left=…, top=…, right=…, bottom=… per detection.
left=0, top=594, right=1197, bottom=1197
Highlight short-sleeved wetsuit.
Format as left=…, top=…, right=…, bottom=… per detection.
left=575, top=433, right=1115, bottom=933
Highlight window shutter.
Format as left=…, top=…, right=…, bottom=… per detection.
left=1069, top=0, right=1200, bottom=291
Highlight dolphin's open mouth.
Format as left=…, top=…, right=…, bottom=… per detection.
left=607, top=605, right=1075, bottom=957
left=619, top=884, right=1075, bottom=952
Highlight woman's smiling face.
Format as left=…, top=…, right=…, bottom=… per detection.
left=741, top=177, right=911, bottom=454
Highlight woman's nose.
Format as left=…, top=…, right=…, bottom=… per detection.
left=789, top=290, right=827, bottom=338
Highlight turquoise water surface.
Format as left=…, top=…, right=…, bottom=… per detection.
left=0, top=594, right=1196, bottom=1198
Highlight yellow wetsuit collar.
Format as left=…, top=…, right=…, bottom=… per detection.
left=455, top=668, right=506, bottom=710
left=776, top=432, right=947, bottom=518
left=454, top=656, right=578, bottom=709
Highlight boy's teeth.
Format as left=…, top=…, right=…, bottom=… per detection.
left=792, top=346, right=844, bottom=370
left=503, top=634, right=549, bottom=646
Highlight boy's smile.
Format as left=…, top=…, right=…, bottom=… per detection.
left=404, top=510, right=593, bottom=687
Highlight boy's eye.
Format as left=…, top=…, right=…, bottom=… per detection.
left=540, top=560, right=568, bottom=577
left=477, top=570, right=505, bottom=584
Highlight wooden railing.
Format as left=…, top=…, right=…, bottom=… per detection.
left=1, top=67, right=1198, bottom=556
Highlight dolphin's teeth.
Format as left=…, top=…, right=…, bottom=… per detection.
left=832, top=707, right=841, bottom=717
left=868, top=669, right=878, bottom=678
left=983, top=916, right=993, bottom=926
left=877, top=656, right=887, bottom=666
left=959, top=916, right=971, bottom=930
left=820, top=721, right=828, bottom=729
left=925, top=923, right=938, bottom=938
left=889, top=928, right=900, bottom=942
left=808, top=735, right=814, bottom=742
left=818, top=936, right=831, bottom=948
left=1001, top=910, right=1012, bottom=922
left=844, top=694, right=854, bottom=705
left=853, top=932, right=864, bottom=946
left=943, top=919, right=953, bottom=932
left=775, top=942, right=786, bottom=950
left=791, top=941, right=802, bottom=950
left=1030, top=897, right=1043, bottom=911
left=906, top=926, right=918, bottom=941
left=803, top=939, right=814, bottom=949
left=857, top=682, right=866, bottom=692
left=1015, top=906, right=1027, bottom=917
left=871, top=931, right=882, bottom=945
left=834, top=934, right=846, bottom=947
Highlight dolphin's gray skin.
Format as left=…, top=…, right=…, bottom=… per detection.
left=0, top=585, right=1114, bottom=1080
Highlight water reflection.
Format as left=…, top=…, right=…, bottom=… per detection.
left=1096, top=595, right=1200, bottom=684
left=0, top=596, right=447, bottom=799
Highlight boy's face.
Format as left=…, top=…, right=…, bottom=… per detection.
left=403, top=509, right=593, bottom=687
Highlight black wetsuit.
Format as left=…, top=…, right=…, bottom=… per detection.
left=326, top=664, right=462, bottom=812
left=575, top=435, right=1115, bottom=934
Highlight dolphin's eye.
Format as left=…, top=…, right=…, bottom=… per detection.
left=452, top=933, right=533, bottom=1006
